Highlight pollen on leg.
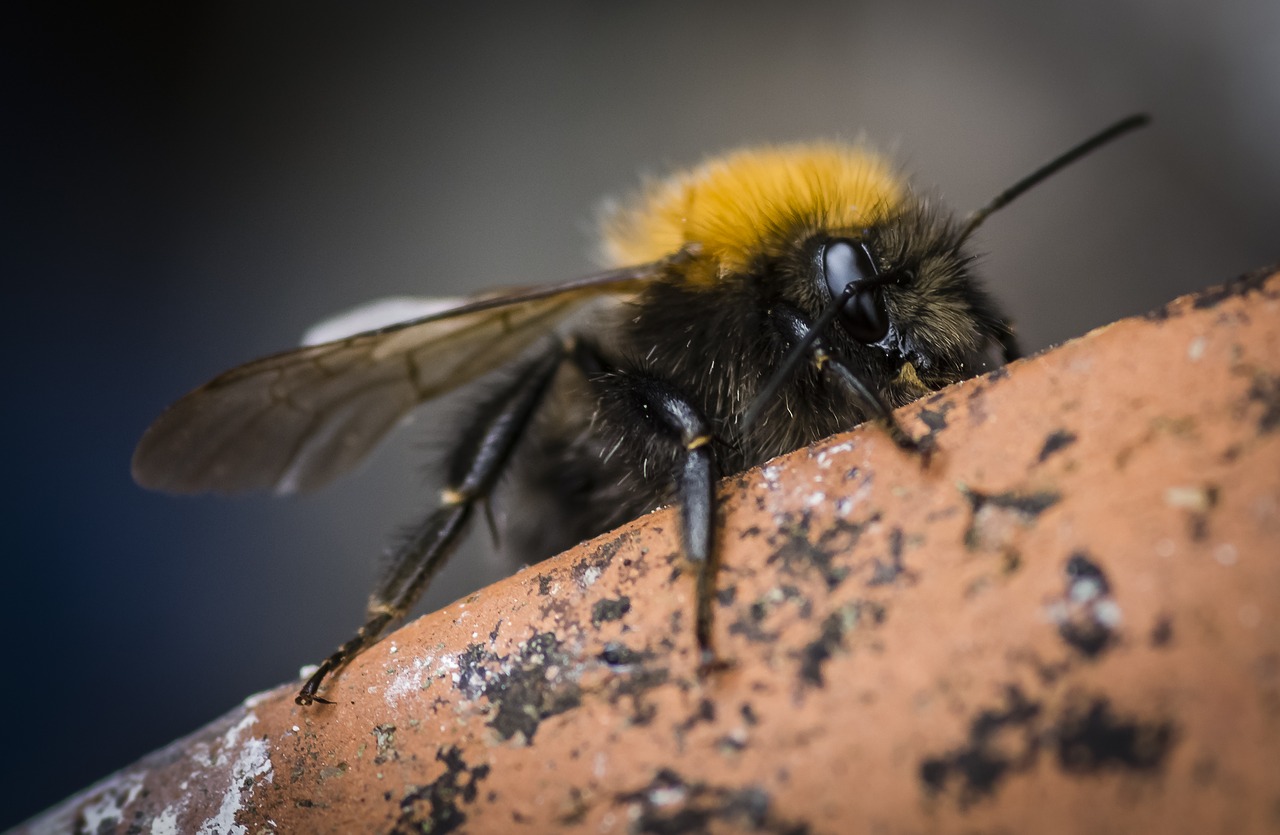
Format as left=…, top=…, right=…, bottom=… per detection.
left=441, top=487, right=468, bottom=506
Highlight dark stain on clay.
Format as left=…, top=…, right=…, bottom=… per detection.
left=391, top=745, right=491, bottom=835
left=1245, top=373, right=1280, bottom=434
left=589, top=640, right=672, bottom=726
left=674, top=698, right=717, bottom=743
left=1150, top=615, right=1174, bottom=648
left=456, top=642, right=491, bottom=700
left=1065, top=552, right=1110, bottom=593
left=796, top=601, right=882, bottom=688
left=962, top=487, right=1061, bottom=552
left=798, top=612, right=846, bottom=688
left=1146, top=265, right=1277, bottom=320
left=592, top=595, right=632, bottom=626
left=917, top=401, right=954, bottom=442
left=572, top=532, right=629, bottom=588
left=465, top=632, right=583, bottom=743
left=1051, top=552, right=1120, bottom=659
left=617, top=768, right=810, bottom=835
left=919, top=685, right=1042, bottom=807
left=966, top=386, right=990, bottom=426
left=1190, top=265, right=1278, bottom=311
left=867, top=527, right=916, bottom=587
left=728, top=599, right=777, bottom=643
left=920, top=683, right=1176, bottom=809
left=1037, top=429, right=1078, bottom=463
left=970, top=489, right=1061, bottom=518
left=556, top=787, right=591, bottom=826
left=912, top=401, right=954, bottom=455
left=605, top=661, right=670, bottom=727
left=599, top=641, right=648, bottom=666
left=767, top=512, right=881, bottom=589
left=1053, top=697, right=1176, bottom=774
left=372, top=723, right=397, bottom=764
left=729, top=585, right=812, bottom=644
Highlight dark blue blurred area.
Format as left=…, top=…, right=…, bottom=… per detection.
left=3, top=1, right=1277, bottom=828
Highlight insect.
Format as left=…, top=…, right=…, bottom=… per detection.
left=133, top=115, right=1148, bottom=705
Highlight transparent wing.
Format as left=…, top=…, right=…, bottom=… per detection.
left=132, top=258, right=675, bottom=495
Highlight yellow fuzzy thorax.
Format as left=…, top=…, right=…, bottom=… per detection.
left=601, top=143, right=905, bottom=281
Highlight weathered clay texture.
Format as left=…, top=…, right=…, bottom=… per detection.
left=17, top=269, right=1280, bottom=835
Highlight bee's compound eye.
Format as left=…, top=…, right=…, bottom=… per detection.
left=823, top=240, right=889, bottom=344
left=843, top=286, right=889, bottom=343
left=823, top=240, right=874, bottom=298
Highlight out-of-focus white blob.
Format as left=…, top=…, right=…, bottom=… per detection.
left=301, top=297, right=469, bottom=346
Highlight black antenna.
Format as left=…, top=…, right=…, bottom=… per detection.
left=956, top=113, right=1150, bottom=246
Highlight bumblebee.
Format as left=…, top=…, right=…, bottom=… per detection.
left=133, top=115, right=1147, bottom=705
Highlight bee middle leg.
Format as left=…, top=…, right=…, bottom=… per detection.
left=575, top=347, right=722, bottom=670
left=296, top=341, right=565, bottom=705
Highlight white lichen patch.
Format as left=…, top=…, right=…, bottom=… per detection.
left=196, top=711, right=274, bottom=835
left=27, top=770, right=148, bottom=835
left=1093, top=599, right=1123, bottom=629
left=149, top=804, right=181, bottom=835
left=813, top=440, right=854, bottom=469
left=22, top=772, right=140, bottom=835
left=1164, top=484, right=1215, bottom=513
left=579, top=565, right=603, bottom=588
left=835, top=472, right=874, bottom=517
left=28, top=706, right=276, bottom=835
left=1214, top=543, right=1239, bottom=567
left=647, top=785, right=686, bottom=807
left=384, top=652, right=437, bottom=706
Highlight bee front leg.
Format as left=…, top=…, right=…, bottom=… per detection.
left=296, top=341, right=565, bottom=706
left=577, top=353, right=722, bottom=672
left=769, top=304, right=929, bottom=456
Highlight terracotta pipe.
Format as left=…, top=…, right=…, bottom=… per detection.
left=16, top=268, right=1280, bottom=835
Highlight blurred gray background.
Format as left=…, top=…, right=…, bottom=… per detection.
left=3, top=1, right=1277, bottom=826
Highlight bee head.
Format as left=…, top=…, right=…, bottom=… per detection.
left=806, top=207, right=1011, bottom=387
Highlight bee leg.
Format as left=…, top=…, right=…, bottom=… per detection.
left=638, top=379, right=723, bottom=672
left=576, top=353, right=723, bottom=672
left=770, top=305, right=928, bottom=456
left=295, top=342, right=565, bottom=706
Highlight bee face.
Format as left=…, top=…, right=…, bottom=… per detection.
left=797, top=214, right=997, bottom=390
left=861, top=204, right=1011, bottom=383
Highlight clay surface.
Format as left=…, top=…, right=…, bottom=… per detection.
left=17, top=269, right=1280, bottom=835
